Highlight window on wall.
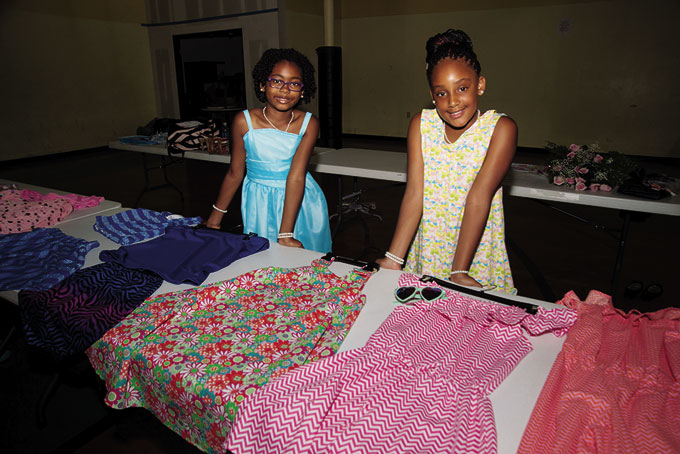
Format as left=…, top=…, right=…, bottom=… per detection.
left=173, top=28, right=245, bottom=120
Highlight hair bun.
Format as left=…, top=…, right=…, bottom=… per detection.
left=424, top=28, right=481, bottom=78
left=426, top=29, right=474, bottom=56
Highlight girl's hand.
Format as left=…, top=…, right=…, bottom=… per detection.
left=205, top=213, right=223, bottom=230
left=449, top=272, right=482, bottom=288
left=376, top=257, right=402, bottom=271
left=278, top=237, right=303, bottom=249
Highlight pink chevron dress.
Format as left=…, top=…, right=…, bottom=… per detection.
left=226, top=274, right=576, bottom=453
left=518, top=290, right=680, bottom=454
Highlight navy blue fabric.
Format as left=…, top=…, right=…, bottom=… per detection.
left=94, top=208, right=202, bottom=245
left=99, top=226, right=269, bottom=285
left=0, top=228, right=99, bottom=291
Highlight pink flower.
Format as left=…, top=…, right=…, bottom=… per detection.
left=600, top=184, right=612, bottom=192
left=589, top=183, right=600, bottom=191
left=575, top=182, right=587, bottom=191
left=553, top=176, right=566, bottom=186
left=576, top=177, right=586, bottom=184
left=578, top=167, right=589, bottom=174
left=569, top=144, right=580, bottom=152
left=567, top=177, right=575, bottom=185
left=593, top=154, right=603, bottom=163
left=567, top=151, right=576, bottom=159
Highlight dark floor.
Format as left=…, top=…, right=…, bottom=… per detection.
left=1, top=137, right=678, bottom=453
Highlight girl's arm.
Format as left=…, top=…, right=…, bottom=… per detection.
left=376, top=114, right=425, bottom=270
left=278, top=113, right=320, bottom=248
left=205, top=112, right=248, bottom=229
left=449, top=115, right=517, bottom=286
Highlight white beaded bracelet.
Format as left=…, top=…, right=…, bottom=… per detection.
left=277, top=232, right=294, bottom=239
left=450, top=270, right=469, bottom=275
left=212, top=204, right=228, bottom=214
left=384, top=251, right=404, bottom=265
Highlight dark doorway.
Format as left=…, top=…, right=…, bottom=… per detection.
left=173, top=29, right=246, bottom=123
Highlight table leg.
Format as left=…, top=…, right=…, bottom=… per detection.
left=330, top=175, right=344, bottom=239
left=135, top=154, right=185, bottom=209
left=506, top=236, right=557, bottom=302
left=611, top=210, right=631, bottom=294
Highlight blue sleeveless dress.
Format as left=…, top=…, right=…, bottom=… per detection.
left=241, top=110, right=332, bottom=253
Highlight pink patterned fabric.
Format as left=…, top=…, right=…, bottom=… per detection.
left=227, top=273, right=576, bottom=453
left=0, top=189, right=73, bottom=234
left=20, top=188, right=104, bottom=210
left=518, top=290, right=680, bottom=454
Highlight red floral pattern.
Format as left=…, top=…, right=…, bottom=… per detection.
left=87, top=258, right=374, bottom=453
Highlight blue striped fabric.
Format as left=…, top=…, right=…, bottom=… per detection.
left=0, top=228, right=99, bottom=291
left=94, top=208, right=202, bottom=245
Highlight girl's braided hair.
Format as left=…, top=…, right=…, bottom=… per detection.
left=425, top=29, right=481, bottom=82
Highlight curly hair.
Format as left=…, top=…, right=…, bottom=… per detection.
left=425, top=29, right=481, bottom=83
left=252, top=48, right=316, bottom=104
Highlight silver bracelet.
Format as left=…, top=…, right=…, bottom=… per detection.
left=384, top=251, right=404, bottom=265
left=212, top=204, right=228, bottom=214
left=277, top=232, right=294, bottom=239
left=450, top=270, right=469, bottom=275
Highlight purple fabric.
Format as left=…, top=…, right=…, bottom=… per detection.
left=99, top=226, right=269, bottom=285
left=18, top=262, right=163, bottom=357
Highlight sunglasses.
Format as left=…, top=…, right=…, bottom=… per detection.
left=394, top=286, right=444, bottom=304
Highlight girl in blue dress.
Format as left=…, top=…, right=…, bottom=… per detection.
left=206, top=48, right=332, bottom=253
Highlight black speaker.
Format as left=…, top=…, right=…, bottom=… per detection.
left=316, top=46, right=342, bottom=149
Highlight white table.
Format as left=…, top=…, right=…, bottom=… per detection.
left=1, top=197, right=566, bottom=453
left=109, top=140, right=680, bottom=295
left=148, top=241, right=565, bottom=454
left=0, top=178, right=122, bottom=223
left=108, top=140, right=680, bottom=216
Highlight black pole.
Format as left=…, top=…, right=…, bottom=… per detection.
left=316, top=46, right=342, bottom=149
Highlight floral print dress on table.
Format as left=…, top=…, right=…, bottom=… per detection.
left=86, top=257, right=375, bottom=454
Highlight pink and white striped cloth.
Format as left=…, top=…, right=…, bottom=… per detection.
left=518, top=290, right=680, bottom=454
left=226, top=273, right=576, bottom=453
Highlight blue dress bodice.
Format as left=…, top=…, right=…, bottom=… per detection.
left=240, top=110, right=332, bottom=253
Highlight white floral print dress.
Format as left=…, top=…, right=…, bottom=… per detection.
left=404, top=109, right=516, bottom=294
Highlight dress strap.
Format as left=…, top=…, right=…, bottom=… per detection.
left=299, top=112, right=312, bottom=136
left=243, top=110, right=253, bottom=132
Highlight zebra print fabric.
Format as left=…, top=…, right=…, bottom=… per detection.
left=18, top=262, right=162, bottom=357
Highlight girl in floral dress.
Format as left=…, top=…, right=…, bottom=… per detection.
left=377, top=29, right=517, bottom=294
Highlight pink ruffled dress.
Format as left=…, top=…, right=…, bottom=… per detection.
left=518, top=290, right=680, bottom=453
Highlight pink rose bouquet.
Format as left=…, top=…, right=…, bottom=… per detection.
left=545, top=142, right=636, bottom=191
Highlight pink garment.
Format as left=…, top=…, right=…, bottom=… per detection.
left=20, top=188, right=104, bottom=210
left=226, top=273, right=576, bottom=454
left=0, top=189, right=73, bottom=234
left=518, top=290, right=680, bottom=454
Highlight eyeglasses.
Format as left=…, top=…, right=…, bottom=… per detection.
left=394, top=286, right=444, bottom=304
left=267, top=77, right=304, bottom=92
